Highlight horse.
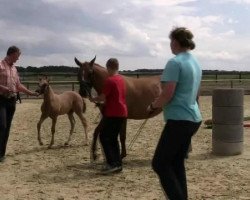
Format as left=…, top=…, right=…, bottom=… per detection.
left=75, top=56, right=162, bottom=160
left=35, top=76, right=88, bottom=148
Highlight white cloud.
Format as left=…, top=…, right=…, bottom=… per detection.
left=197, top=50, right=241, bottom=61
left=0, top=0, right=249, bottom=71
left=131, top=0, right=197, bottom=6
left=214, top=0, right=250, bottom=4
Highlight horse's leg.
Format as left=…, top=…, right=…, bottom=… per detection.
left=91, top=117, right=104, bottom=162
left=65, top=112, right=75, bottom=146
left=120, top=119, right=127, bottom=159
left=185, top=142, right=193, bottom=159
left=37, top=113, right=48, bottom=146
left=48, top=117, right=57, bottom=149
left=76, top=112, right=88, bottom=146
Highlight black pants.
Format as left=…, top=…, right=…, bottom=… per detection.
left=0, top=96, right=16, bottom=158
left=99, top=117, right=126, bottom=167
left=152, top=120, right=201, bottom=200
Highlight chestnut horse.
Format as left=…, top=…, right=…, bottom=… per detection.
left=36, top=77, right=88, bottom=148
left=75, top=56, right=162, bottom=160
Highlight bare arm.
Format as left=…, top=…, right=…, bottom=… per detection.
left=0, top=85, right=10, bottom=93
left=89, top=93, right=106, bottom=103
left=196, top=86, right=200, bottom=106
left=148, top=81, right=176, bottom=111
left=17, top=84, right=38, bottom=96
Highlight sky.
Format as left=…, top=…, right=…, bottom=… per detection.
left=0, top=0, right=250, bottom=71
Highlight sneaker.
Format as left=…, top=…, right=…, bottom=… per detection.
left=99, top=165, right=122, bottom=175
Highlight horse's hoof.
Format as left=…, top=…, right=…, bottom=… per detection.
left=83, top=142, right=89, bottom=146
left=121, top=153, right=127, bottom=159
left=64, top=142, right=69, bottom=146
left=39, top=142, right=43, bottom=146
left=90, top=154, right=98, bottom=162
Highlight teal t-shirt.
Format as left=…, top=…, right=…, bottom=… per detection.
left=161, top=52, right=202, bottom=122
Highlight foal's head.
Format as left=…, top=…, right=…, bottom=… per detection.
left=74, top=56, right=96, bottom=98
left=35, top=76, right=49, bottom=95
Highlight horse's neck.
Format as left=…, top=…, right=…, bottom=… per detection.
left=93, top=65, right=108, bottom=95
left=44, top=85, right=55, bottom=103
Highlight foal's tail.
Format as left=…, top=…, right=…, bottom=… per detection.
left=82, top=98, right=87, bottom=113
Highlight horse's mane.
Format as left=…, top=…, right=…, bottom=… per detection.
left=93, top=63, right=105, bottom=69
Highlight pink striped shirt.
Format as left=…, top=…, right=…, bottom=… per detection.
left=0, top=59, right=21, bottom=95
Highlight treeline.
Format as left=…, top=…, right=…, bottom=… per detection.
left=16, top=66, right=250, bottom=75
left=17, top=66, right=78, bottom=73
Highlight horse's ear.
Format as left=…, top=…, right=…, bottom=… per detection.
left=89, top=56, right=96, bottom=73
left=89, top=56, right=96, bottom=67
left=74, top=57, right=81, bottom=67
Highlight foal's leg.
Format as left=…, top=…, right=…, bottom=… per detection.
left=37, top=113, right=48, bottom=146
left=65, top=113, right=75, bottom=146
left=120, top=119, right=127, bottom=159
left=75, top=112, right=88, bottom=146
left=48, top=117, right=57, bottom=149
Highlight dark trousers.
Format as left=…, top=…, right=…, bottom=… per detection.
left=152, top=120, right=201, bottom=200
left=99, top=117, right=126, bottom=167
left=0, top=96, right=16, bottom=158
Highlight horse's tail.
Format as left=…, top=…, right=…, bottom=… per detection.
left=82, top=98, right=87, bottom=113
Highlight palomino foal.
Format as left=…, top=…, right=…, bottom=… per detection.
left=36, top=77, right=88, bottom=148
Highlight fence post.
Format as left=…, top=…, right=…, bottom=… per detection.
left=230, top=80, right=233, bottom=88
left=72, top=83, right=75, bottom=91
left=26, top=82, right=30, bottom=98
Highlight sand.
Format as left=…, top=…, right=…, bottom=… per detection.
left=0, top=96, right=249, bottom=200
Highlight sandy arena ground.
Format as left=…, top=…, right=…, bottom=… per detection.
left=0, top=96, right=249, bottom=200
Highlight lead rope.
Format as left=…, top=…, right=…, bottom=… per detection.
left=128, top=118, right=149, bottom=150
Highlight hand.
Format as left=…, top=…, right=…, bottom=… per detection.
left=6, top=88, right=13, bottom=94
left=89, top=96, right=95, bottom=102
left=31, top=92, right=39, bottom=97
left=147, top=103, right=157, bottom=114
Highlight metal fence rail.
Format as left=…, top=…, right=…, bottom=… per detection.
left=20, top=78, right=250, bottom=99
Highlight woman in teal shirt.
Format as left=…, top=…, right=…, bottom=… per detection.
left=148, top=27, right=202, bottom=200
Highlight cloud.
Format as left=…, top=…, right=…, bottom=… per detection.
left=213, top=0, right=250, bottom=4
left=197, top=50, right=241, bottom=61
left=0, top=0, right=249, bottom=71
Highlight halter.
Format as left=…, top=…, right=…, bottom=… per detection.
left=79, top=69, right=95, bottom=98
left=37, top=83, right=49, bottom=95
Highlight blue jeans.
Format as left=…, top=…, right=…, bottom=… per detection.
left=0, top=96, right=16, bottom=158
left=152, top=120, right=201, bottom=200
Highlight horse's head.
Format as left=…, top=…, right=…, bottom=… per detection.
left=74, top=56, right=96, bottom=98
left=35, top=76, right=50, bottom=95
